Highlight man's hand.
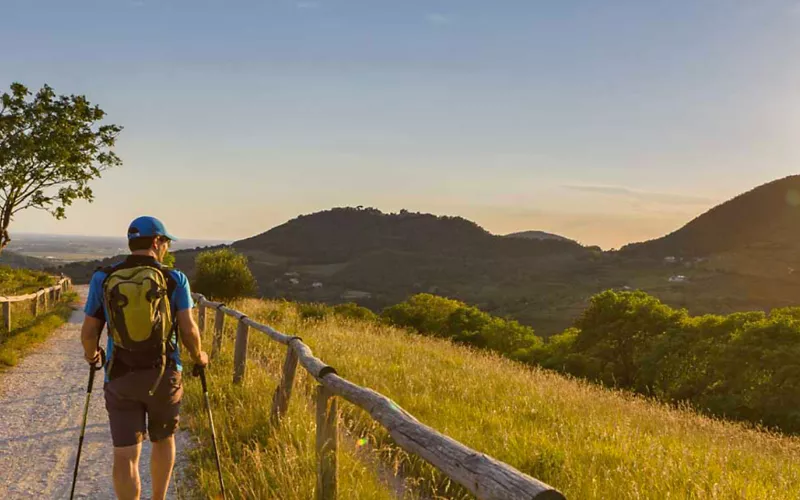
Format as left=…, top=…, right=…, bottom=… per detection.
left=84, top=349, right=101, bottom=366
left=192, top=350, right=209, bottom=367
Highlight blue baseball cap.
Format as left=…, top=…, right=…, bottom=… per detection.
left=127, top=216, right=178, bottom=241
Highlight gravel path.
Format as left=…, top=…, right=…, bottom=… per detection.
left=0, top=285, right=193, bottom=499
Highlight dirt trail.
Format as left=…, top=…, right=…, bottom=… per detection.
left=0, top=285, right=192, bottom=499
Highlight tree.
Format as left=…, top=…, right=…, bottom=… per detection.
left=0, top=82, right=122, bottom=253
left=572, top=290, right=686, bottom=388
left=193, top=248, right=257, bottom=300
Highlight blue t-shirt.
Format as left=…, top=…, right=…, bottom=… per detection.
left=84, top=255, right=194, bottom=380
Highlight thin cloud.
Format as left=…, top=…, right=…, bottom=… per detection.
left=563, top=185, right=716, bottom=206
left=425, top=13, right=452, bottom=26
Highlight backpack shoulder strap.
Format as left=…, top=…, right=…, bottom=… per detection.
left=155, top=264, right=179, bottom=299
left=99, top=262, right=124, bottom=289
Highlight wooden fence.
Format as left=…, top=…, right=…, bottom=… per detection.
left=0, top=277, right=72, bottom=333
left=193, top=294, right=566, bottom=500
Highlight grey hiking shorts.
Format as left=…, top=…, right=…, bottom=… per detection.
left=104, top=368, right=183, bottom=447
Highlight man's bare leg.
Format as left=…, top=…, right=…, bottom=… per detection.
left=113, top=444, right=142, bottom=500
left=151, top=435, right=176, bottom=500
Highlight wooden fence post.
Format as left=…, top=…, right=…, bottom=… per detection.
left=43, top=289, right=48, bottom=311
left=2, top=302, right=10, bottom=333
left=198, top=304, right=206, bottom=333
left=31, top=295, right=39, bottom=317
left=270, top=344, right=299, bottom=426
left=316, top=385, right=338, bottom=500
left=212, top=308, right=225, bottom=360
left=233, top=319, right=249, bottom=384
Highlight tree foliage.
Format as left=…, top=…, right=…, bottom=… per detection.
left=382, top=289, right=800, bottom=433
left=193, top=248, right=257, bottom=300
left=538, top=290, right=800, bottom=433
left=381, top=293, right=542, bottom=360
left=0, top=82, right=122, bottom=252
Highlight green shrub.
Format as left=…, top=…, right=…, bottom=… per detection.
left=193, top=248, right=257, bottom=300
left=333, top=302, right=378, bottom=322
left=0, top=266, right=54, bottom=295
left=296, top=303, right=333, bottom=321
left=381, top=293, right=542, bottom=358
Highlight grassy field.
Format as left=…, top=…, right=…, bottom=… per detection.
left=182, top=298, right=800, bottom=499
left=0, top=291, right=77, bottom=368
left=0, top=265, right=56, bottom=295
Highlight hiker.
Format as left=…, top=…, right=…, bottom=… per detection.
left=80, top=216, right=209, bottom=500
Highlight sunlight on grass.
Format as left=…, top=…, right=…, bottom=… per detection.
left=183, top=298, right=800, bottom=499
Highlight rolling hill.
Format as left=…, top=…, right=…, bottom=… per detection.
left=52, top=176, right=800, bottom=336
left=0, top=251, right=49, bottom=270
left=622, top=175, right=800, bottom=257
left=505, top=230, right=577, bottom=244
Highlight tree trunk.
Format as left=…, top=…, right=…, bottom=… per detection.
left=0, top=204, right=11, bottom=255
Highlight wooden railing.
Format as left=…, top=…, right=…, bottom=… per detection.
left=193, top=294, right=566, bottom=500
left=0, top=277, right=72, bottom=333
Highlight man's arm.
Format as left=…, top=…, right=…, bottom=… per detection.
left=176, top=309, right=208, bottom=367
left=81, top=316, right=104, bottom=364
left=82, top=271, right=106, bottom=365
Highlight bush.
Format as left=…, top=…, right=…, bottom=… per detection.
left=296, top=303, right=333, bottom=321
left=381, top=293, right=543, bottom=357
left=333, top=302, right=378, bottom=322
left=193, top=249, right=257, bottom=300
left=0, top=266, right=54, bottom=295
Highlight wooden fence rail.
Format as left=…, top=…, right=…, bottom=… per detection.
left=193, top=294, right=566, bottom=500
left=0, top=277, right=72, bottom=333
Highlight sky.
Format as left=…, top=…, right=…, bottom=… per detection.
left=3, top=0, right=800, bottom=249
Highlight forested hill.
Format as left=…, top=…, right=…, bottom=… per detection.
left=622, top=175, right=800, bottom=257
left=0, top=251, right=49, bottom=270
left=233, top=207, right=589, bottom=263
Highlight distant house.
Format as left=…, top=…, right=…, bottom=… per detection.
left=312, top=282, right=323, bottom=288
left=341, top=290, right=372, bottom=300
left=284, top=271, right=300, bottom=277
left=664, top=256, right=677, bottom=263
left=668, top=275, right=687, bottom=283
left=289, top=278, right=300, bottom=285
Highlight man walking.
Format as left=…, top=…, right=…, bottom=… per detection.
left=81, top=216, right=209, bottom=500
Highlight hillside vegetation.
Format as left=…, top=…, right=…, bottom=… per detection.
left=0, top=251, right=49, bottom=270
left=0, top=272, right=75, bottom=368
left=0, top=265, right=55, bottom=295
left=183, top=296, right=800, bottom=499
left=333, top=290, right=800, bottom=434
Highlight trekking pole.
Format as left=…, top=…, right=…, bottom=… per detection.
left=70, top=348, right=105, bottom=500
left=193, top=364, right=226, bottom=499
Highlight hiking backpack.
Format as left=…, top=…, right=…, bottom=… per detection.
left=102, top=263, right=177, bottom=395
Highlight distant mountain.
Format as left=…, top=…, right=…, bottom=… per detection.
left=0, top=251, right=49, bottom=270
left=234, top=207, right=587, bottom=263
left=56, top=181, right=800, bottom=337
left=622, top=175, right=800, bottom=257
left=505, top=231, right=576, bottom=244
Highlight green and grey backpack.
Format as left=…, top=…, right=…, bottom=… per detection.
left=102, top=263, right=177, bottom=395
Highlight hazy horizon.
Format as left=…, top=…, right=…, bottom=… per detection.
left=5, top=1, right=798, bottom=249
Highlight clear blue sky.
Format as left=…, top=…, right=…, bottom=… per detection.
left=4, top=0, right=799, bottom=248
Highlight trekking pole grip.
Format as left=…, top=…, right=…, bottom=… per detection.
left=193, top=364, right=208, bottom=393
left=95, top=348, right=106, bottom=371
left=87, top=348, right=106, bottom=393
